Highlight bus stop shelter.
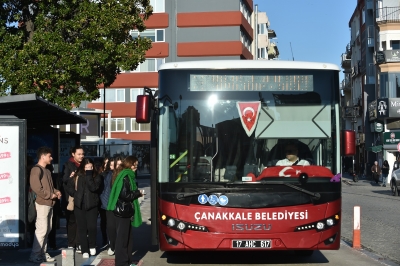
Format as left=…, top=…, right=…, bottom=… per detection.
left=0, top=93, right=86, bottom=249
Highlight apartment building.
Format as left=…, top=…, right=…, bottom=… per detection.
left=82, top=0, right=252, bottom=141
left=341, top=0, right=400, bottom=177
left=67, top=0, right=279, bottom=157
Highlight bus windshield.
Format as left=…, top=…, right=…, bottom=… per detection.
left=158, top=68, right=340, bottom=184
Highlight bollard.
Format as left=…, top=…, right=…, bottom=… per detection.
left=62, top=247, right=75, bottom=266
left=40, top=262, right=57, bottom=266
left=353, top=206, right=361, bottom=249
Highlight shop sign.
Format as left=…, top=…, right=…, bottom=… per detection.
left=383, top=131, right=400, bottom=144
left=375, top=122, right=383, bottom=132
left=368, top=100, right=377, bottom=121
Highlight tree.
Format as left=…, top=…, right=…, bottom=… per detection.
left=0, top=0, right=152, bottom=109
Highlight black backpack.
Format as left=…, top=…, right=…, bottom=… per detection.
left=27, top=166, right=44, bottom=223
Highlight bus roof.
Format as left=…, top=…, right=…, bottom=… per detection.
left=159, top=60, right=340, bottom=71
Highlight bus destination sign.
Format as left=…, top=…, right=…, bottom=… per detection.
left=189, top=74, right=313, bottom=91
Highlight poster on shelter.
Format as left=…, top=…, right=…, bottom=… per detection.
left=0, top=126, right=19, bottom=247
left=27, top=128, right=59, bottom=164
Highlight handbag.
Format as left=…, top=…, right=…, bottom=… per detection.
left=67, top=175, right=78, bottom=211
left=113, top=198, right=135, bottom=218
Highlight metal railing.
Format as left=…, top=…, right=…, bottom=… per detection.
left=376, top=7, right=400, bottom=23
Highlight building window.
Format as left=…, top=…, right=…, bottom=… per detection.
left=93, top=89, right=125, bottom=102
left=130, top=29, right=165, bottom=42
left=131, top=88, right=158, bottom=102
left=391, top=40, right=400, bottom=50
left=130, top=58, right=164, bottom=72
left=362, top=7, right=365, bottom=25
left=239, top=0, right=251, bottom=24
left=101, top=118, right=125, bottom=132
left=150, top=0, right=165, bottom=12
left=131, top=118, right=151, bottom=132
left=240, top=30, right=251, bottom=52
left=131, top=88, right=143, bottom=102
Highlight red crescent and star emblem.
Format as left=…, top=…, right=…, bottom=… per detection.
left=237, top=101, right=261, bottom=137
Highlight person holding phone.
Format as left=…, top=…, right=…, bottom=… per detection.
left=107, top=156, right=143, bottom=266
left=61, top=146, right=84, bottom=252
left=66, top=158, right=102, bottom=259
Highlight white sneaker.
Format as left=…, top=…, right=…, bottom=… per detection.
left=107, top=248, right=115, bottom=255
left=76, top=245, right=82, bottom=254
left=90, top=248, right=96, bottom=256
left=43, top=253, right=56, bottom=262
left=82, top=252, right=89, bottom=259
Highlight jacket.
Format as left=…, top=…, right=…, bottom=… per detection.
left=371, top=165, right=381, bottom=175
left=119, top=175, right=141, bottom=203
left=30, top=165, right=59, bottom=207
left=382, top=163, right=390, bottom=175
left=100, top=170, right=112, bottom=210
left=66, top=170, right=102, bottom=211
left=62, top=159, right=79, bottom=202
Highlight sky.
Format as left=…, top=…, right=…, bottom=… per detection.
left=255, top=0, right=356, bottom=80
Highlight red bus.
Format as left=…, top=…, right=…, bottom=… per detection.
left=137, top=60, right=345, bottom=255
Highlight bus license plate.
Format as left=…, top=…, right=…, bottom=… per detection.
left=232, top=240, right=271, bottom=248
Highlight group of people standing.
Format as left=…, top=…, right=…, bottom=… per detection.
left=29, top=145, right=144, bottom=266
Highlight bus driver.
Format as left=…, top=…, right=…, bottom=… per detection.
left=276, top=142, right=310, bottom=166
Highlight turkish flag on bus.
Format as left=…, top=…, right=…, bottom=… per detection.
left=236, top=101, right=261, bottom=137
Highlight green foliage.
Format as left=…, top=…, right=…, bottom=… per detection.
left=0, top=0, right=153, bottom=109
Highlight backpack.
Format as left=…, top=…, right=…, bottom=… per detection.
left=27, top=166, right=44, bottom=223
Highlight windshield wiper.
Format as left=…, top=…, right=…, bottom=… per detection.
left=283, top=183, right=320, bottom=200
left=176, top=187, right=271, bottom=200
left=232, top=180, right=321, bottom=200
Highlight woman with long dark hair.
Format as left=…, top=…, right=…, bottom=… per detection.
left=107, top=156, right=143, bottom=266
left=66, top=158, right=102, bottom=259
left=382, top=160, right=390, bottom=187
left=100, top=156, right=124, bottom=255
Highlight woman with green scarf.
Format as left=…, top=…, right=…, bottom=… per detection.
left=107, top=156, right=143, bottom=266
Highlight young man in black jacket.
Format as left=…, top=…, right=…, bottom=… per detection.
left=61, top=146, right=84, bottom=251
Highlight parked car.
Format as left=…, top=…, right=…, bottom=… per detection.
left=390, top=168, right=400, bottom=196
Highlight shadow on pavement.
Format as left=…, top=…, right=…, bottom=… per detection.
left=160, top=250, right=329, bottom=264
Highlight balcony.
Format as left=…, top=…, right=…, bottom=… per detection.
left=376, top=7, right=400, bottom=23
left=341, top=75, right=351, bottom=91
left=267, top=43, right=279, bottom=59
left=367, top=25, right=374, bottom=49
left=341, top=53, right=351, bottom=69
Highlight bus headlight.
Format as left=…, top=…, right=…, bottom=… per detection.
left=326, top=218, right=334, bottom=226
left=160, top=212, right=209, bottom=233
left=167, top=219, right=176, bottom=227
left=177, top=222, right=186, bottom=230
left=294, top=213, right=339, bottom=232
left=316, top=222, right=325, bottom=230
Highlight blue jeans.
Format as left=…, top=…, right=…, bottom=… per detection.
left=382, top=173, right=388, bottom=185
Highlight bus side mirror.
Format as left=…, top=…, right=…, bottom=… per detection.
left=341, top=130, right=356, bottom=156
left=136, top=95, right=151, bottom=123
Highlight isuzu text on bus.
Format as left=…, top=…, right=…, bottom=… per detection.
left=136, top=60, right=353, bottom=255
